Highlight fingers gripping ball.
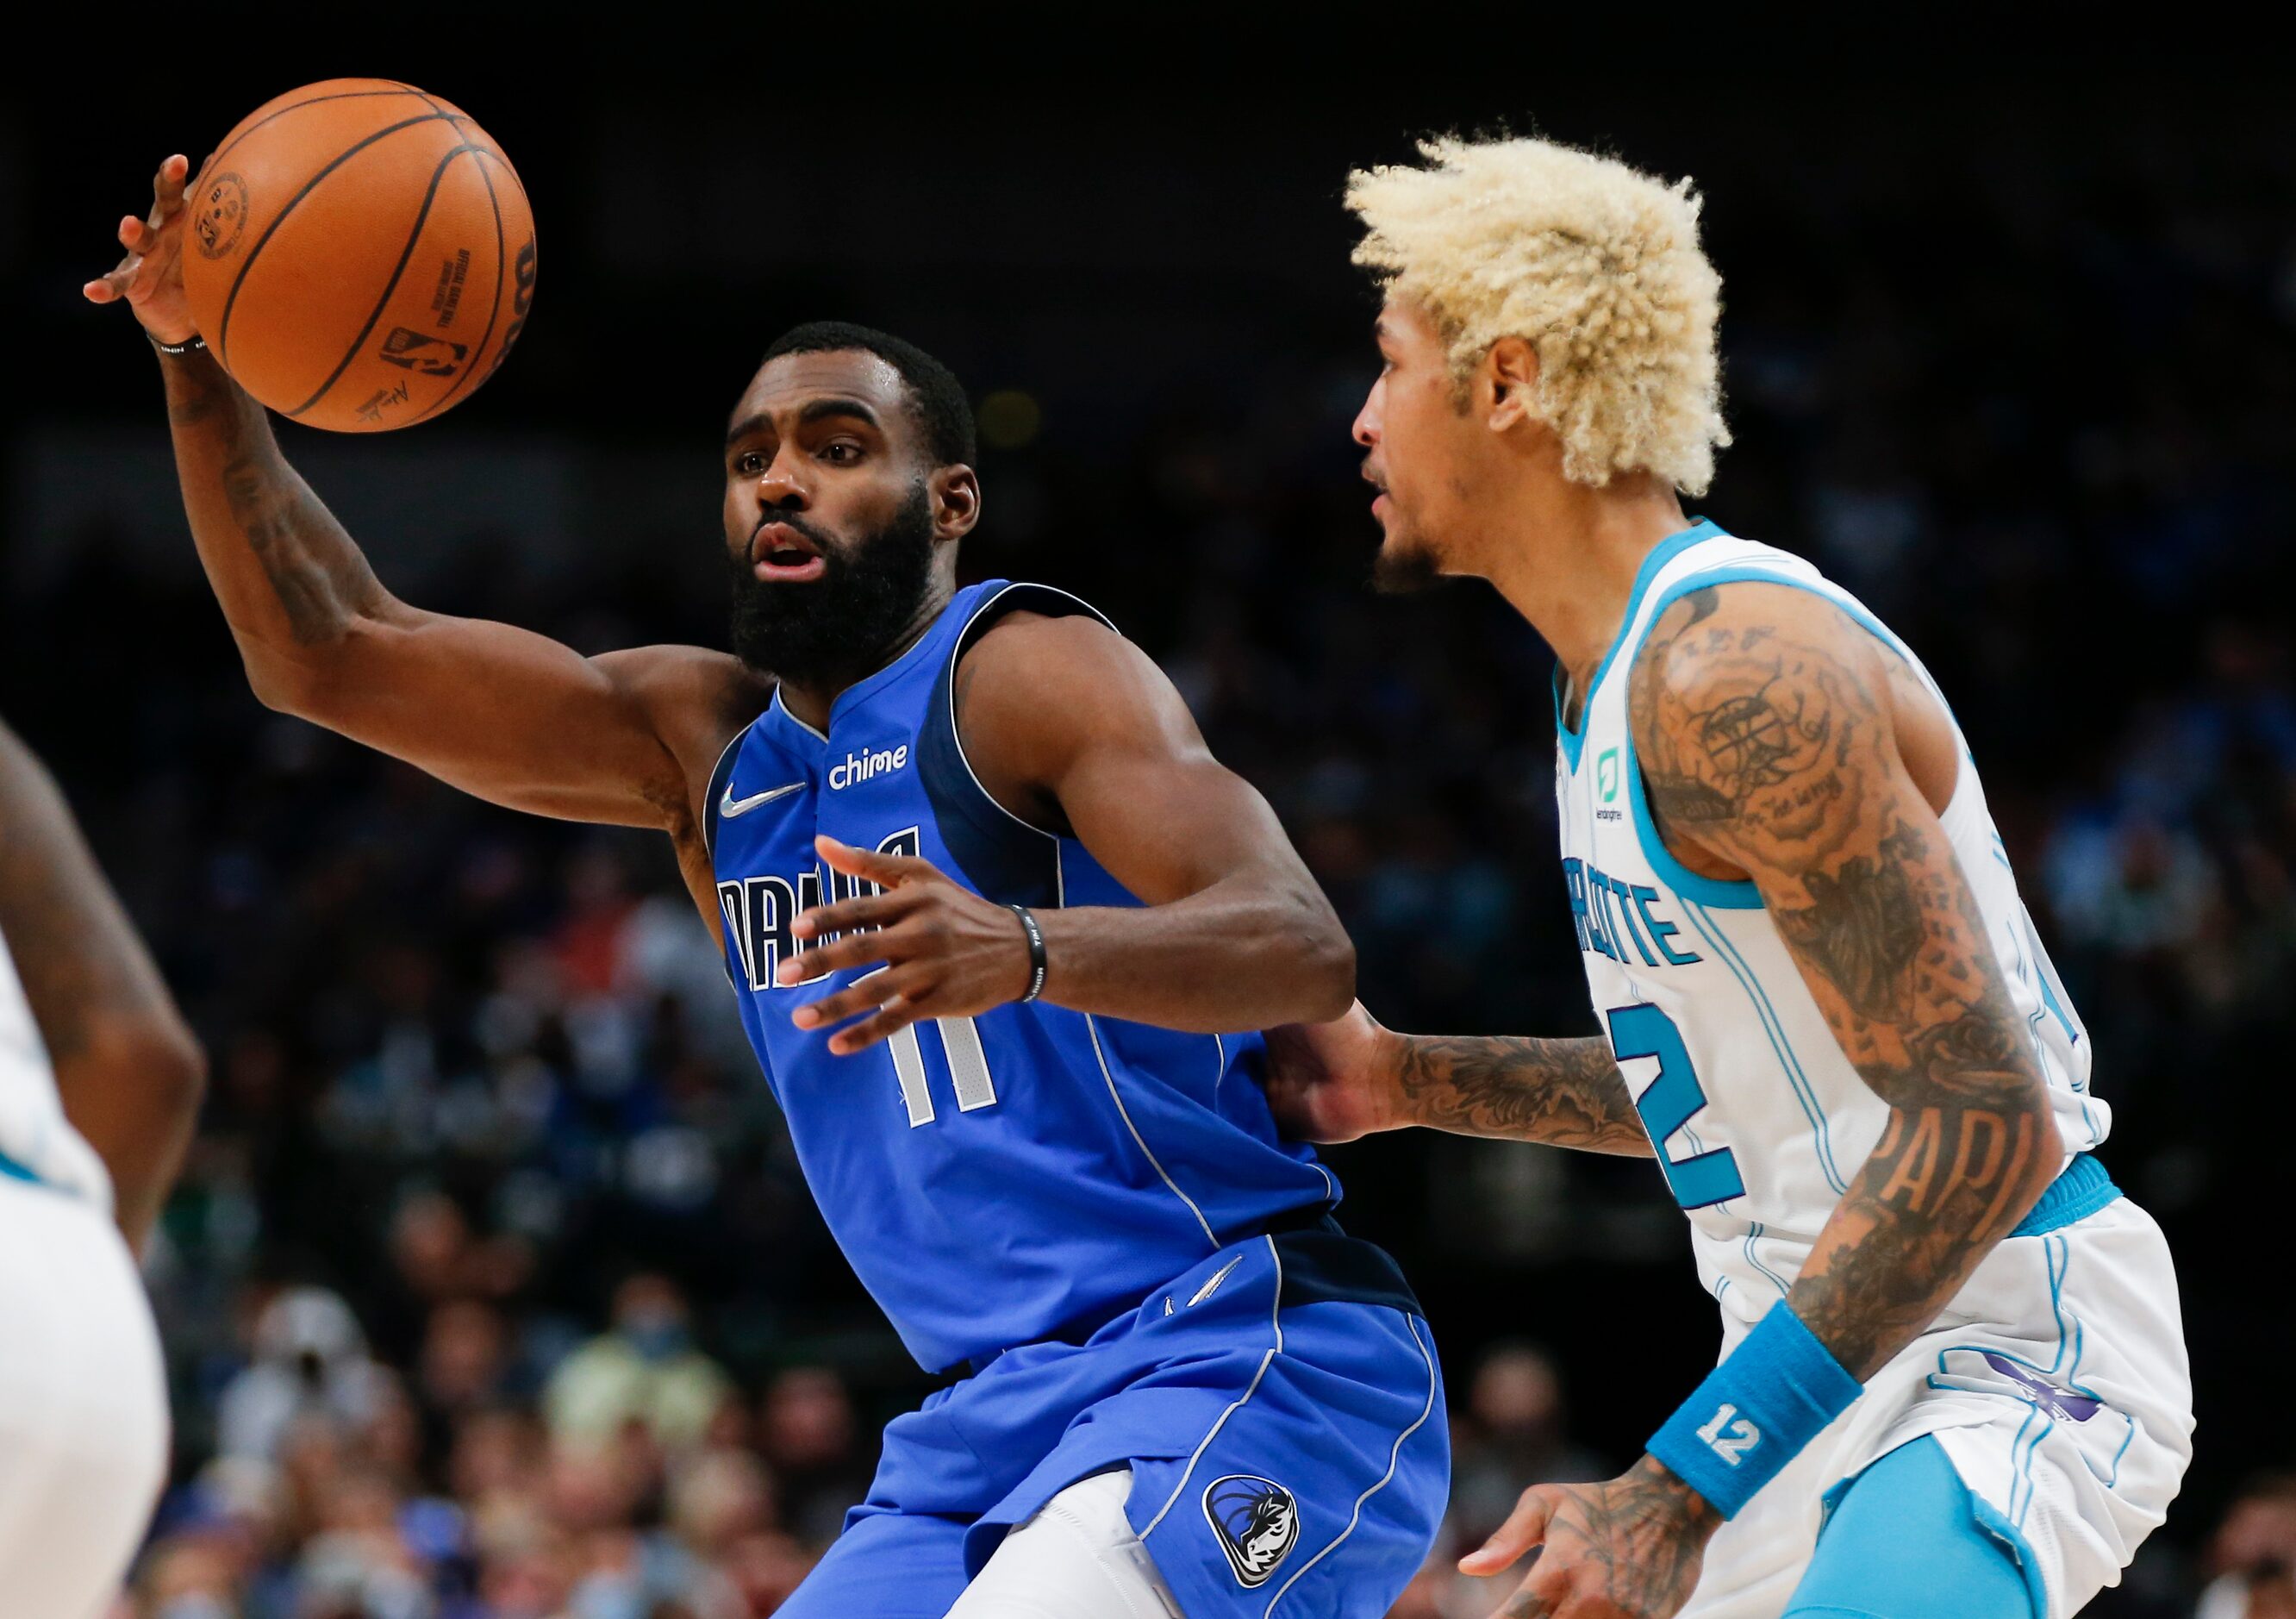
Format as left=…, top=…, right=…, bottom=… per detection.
left=179, top=78, right=536, bottom=432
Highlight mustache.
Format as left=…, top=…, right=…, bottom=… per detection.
left=749, top=510, right=839, bottom=555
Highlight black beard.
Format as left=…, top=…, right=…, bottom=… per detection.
left=1371, top=534, right=1447, bottom=595
left=728, top=484, right=937, bottom=688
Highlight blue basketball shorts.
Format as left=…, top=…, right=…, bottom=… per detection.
left=774, top=1222, right=1449, bottom=1619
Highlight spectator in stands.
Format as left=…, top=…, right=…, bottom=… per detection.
left=216, top=1288, right=392, bottom=1465
left=2199, top=1475, right=2296, bottom=1619
left=545, top=1274, right=732, bottom=1457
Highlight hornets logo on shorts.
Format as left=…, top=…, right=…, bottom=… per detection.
left=1202, top=1473, right=1301, bottom=1588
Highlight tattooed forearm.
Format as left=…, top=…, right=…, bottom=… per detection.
left=1788, top=869, right=2053, bottom=1375
left=220, top=451, right=382, bottom=645
left=1629, top=583, right=2060, bottom=1380
left=1787, top=1082, right=2049, bottom=1375
left=1394, top=1034, right=1654, bottom=1153
left=160, top=347, right=388, bottom=656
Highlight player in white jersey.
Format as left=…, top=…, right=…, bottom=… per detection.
left=1264, top=137, right=2193, bottom=1618
left=0, top=713, right=205, bottom=1615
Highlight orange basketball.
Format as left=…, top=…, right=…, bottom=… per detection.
left=180, top=79, right=536, bottom=433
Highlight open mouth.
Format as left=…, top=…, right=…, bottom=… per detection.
left=751, top=521, right=828, bottom=583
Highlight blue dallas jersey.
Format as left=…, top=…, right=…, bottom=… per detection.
left=706, top=580, right=1339, bottom=1374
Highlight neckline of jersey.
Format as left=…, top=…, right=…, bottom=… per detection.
left=763, top=582, right=989, bottom=752
left=1554, top=519, right=1722, bottom=773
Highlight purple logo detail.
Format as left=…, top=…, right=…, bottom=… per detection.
left=1983, top=1353, right=2101, bottom=1422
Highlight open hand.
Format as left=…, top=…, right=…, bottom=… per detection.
left=83, top=153, right=199, bottom=345
left=1459, top=1457, right=1719, bottom=1619
left=1261, top=1001, right=1407, bottom=1143
left=777, top=836, right=1035, bottom=1054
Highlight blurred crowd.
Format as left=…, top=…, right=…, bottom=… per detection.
left=1, top=91, right=2290, bottom=1619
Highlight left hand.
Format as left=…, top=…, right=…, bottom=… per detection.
left=1260, top=1001, right=1408, bottom=1143
left=777, top=836, right=1034, bottom=1054
left=1459, top=1457, right=1719, bottom=1619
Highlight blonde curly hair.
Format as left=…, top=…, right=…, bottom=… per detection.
left=1347, top=135, right=1730, bottom=497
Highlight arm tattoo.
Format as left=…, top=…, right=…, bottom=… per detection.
left=220, top=450, right=380, bottom=645
left=1630, top=586, right=2058, bottom=1378
left=1501, top=1456, right=1717, bottom=1619
left=1770, top=818, right=1925, bottom=1022
left=1395, top=1034, right=1653, bottom=1153
left=163, top=347, right=385, bottom=648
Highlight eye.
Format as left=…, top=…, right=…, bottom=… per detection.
left=820, top=441, right=864, bottom=465
left=734, top=450, right=767, bottom=476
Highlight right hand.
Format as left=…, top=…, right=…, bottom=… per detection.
left=1260, top=1000, right=1410, bottom=1144
left=83, top=153, right=197, bottom=345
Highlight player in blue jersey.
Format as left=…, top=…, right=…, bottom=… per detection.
left=1265, top=137, right=2190, bottom=1619
left=94, top=155, right=1446, bottom=1618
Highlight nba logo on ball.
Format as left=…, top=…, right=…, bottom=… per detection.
left=1202, top=1474, right=1301, bottom=1588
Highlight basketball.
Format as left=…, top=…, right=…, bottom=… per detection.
left=178, top=78, right=535, bottom=433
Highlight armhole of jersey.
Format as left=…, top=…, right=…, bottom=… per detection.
left=917, top=583, right=1119, bottom=909
left=1623, top=564, right=1963, bottom=912
left=701, top=721, right=750, bottom=866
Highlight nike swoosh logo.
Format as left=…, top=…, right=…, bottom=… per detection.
left=1188, top=1253, right=1246, bottom=1309
left=721, top=780, right=806, bottom=817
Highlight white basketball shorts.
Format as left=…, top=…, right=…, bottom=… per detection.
left=1683, top=1191, right=2193, bottom=1619
left=0, top=1171, right=170, bottom=1618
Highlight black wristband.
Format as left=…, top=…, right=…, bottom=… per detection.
left=150, top=332, right=206, bottom=356
left=1006, top=903, right=1047, bottom=1004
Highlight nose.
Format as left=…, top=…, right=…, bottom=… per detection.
left=1352, top=376, right=1383, bottom=449
left=756, top=448, right=808, bottom=510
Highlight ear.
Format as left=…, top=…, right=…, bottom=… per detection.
left=931, top=463, right=983, bottom=542
left=1483, top=337, right=1539, bottom=432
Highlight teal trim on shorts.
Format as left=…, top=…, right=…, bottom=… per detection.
left=2009, top=1153, right=2118, bottom=1239
left=1791, top=1437, right=2039, bottom=1619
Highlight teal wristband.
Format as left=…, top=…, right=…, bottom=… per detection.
left=1646, top=1303, right=1862, bottom=1519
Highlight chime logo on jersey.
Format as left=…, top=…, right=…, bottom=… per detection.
left=828, top=743, right=909, bottom=791
left=1203, top=1473, right=1301, bottom=1588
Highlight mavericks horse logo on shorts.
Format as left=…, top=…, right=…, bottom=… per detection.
left=1203, top=1473, right=1301, bottom=1588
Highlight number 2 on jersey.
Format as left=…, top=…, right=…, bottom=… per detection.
left=1607, top=1002, right=1744, bottom=1209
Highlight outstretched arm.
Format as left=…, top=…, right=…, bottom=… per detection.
left=0, top=716, right=204, bottom=1250
left=89, top=157, right=762, bottom=852
left=1262, top=1002, right=1652, bottom=1153
left=775, top=611, right=1356, bottom=1049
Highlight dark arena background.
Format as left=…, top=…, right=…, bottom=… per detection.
left=6, top=27, right=2292, bottom=1619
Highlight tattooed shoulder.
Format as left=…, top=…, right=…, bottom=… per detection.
left=1626, top=582, right=1886, bottom=876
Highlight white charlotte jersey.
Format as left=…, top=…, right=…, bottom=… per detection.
left=1557, top=521, right=2104, bottom=1321
left=0, top=926, right=113, bottom=1208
